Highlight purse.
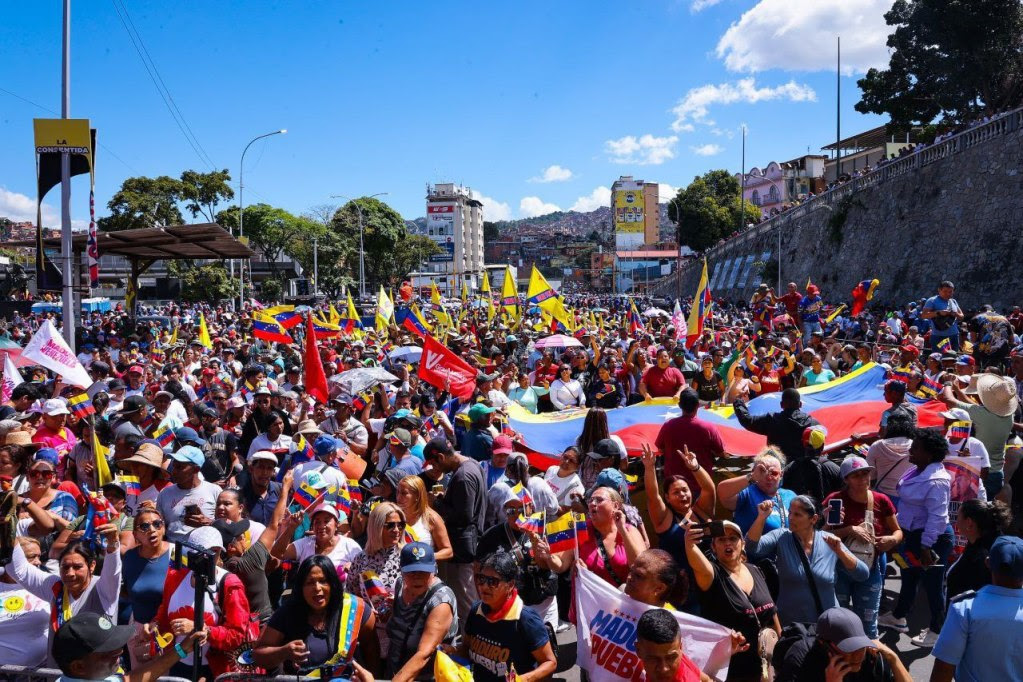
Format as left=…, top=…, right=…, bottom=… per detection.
left=842, top=491, right=876, bottom=568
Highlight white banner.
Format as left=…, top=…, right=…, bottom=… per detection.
left=574, top=564, right=733, bottom=681
left=21, top=320, right=92, bottom=388
left=0, top=353, right=23, bottom=403
left=944, top=454, right=986, bottom=555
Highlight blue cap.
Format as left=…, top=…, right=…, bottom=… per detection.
left=393, top=408, right=412, bottom=419
left=594, top=468, right=629, bottom=503
left=400, top=542, right=437, bottom=574
left=169, top=445, right=205, bottom=467
left=174, top=427, right=206, bottom=447
left=989, top=536, right=1023, bottom=580
left=313, top=434, right=337, bottom=458
left=34, top=448, right=59, bottom=466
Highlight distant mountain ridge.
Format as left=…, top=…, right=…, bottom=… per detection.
left=408, top=204, right=672, bottom=239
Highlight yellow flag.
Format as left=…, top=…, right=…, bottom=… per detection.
left=198, top=313, right=212, bottom=350
left=501, top=266, right=518, bottom=320
left=169, top=325, right=178, bottom=345
left=345, top=291, right=360, bottom=323
left=375, top=286, right=394, bottom=333
left=410, top=303, right=433, bottom=333
left=527, top=265, right=573, bottom=331
left=486, top=294, right=495, bottom=324
left=481, top=270, right=491, bottom=294
left=328, top=303, right=341, bottom=326
left=460, top=279, right=470, bottom=303
left=431, top=281, right=452, bottom=327
left=93, top=428, right=112, bottom=487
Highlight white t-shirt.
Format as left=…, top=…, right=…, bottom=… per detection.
left=293, top=534, right=363, bottom=568
left=0, top=581, right=51, bottom=667
left=124, top=482, right=163, bottom=518
left=543, top=466, right=584, bottom=507
left=247, top=433, right=294, bottom=460
left=948, top=437, right=991, bottom=468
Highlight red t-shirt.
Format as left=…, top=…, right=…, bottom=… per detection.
left=655, top=415, right=725, bottom=487
left=822, top=489, right=896, bottom=536
left=641, top=365, right=686, bottom=397
left=778, top=291, right=802, bottom=317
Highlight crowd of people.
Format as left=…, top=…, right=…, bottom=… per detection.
left=0, top=274, right=1021, bottom=682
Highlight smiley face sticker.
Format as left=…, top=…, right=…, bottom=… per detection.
left=2, top=595, right=25, bottom=613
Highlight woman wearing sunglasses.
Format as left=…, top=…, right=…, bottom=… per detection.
left=456, top=551, right=557, bottom=682
left=21, top=450, right=78, bottom=538
left=345, top=502, right=407, bottom=659
left=119, top=507, right=171, bottom=625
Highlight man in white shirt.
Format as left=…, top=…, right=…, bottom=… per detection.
left=156, top=445, right=222, bottom=542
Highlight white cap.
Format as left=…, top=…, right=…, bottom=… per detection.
left=42, top=398, right=69, bottom=417
left=188, top=525, right=225, bottom=551
left=247, top=450, right=278, bottom=465
left=939, top=407, right=971, bottom=422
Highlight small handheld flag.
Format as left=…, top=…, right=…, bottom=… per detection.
left=68, top=393, right=96, bottom=419
left=121, top=475, right=141, bottom=496
left=514, top=512, right=544, bottom=535
left=948, top=420, right=972, bottom=440
left=293, top=481, right=321, bottom=509
left=362, top=570, right=389, bottom=598
left=153, top=424, right=175, bottom=448
left=510, top=482, right=533, bottom=506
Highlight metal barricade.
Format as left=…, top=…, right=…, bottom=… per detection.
left=0, top=666, right=190, bottom=682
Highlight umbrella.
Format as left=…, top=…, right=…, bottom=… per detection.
left=643, top=307, right=670, bottom=318
left=534, top=334, right=583, bottom=349
left=388, top=346, right=422, bottom=364
left=328, top=366, right=399, bottom=395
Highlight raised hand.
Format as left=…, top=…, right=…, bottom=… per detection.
left=678, top=445, right=699, bottom=471
left=757, top=499, right=774, bottom=518
left=640, top=443, right=657, bottom=469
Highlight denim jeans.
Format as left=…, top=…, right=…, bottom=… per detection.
left=802, top=321, right=822, bottom=337
left=837, top=553, right=886, bottom=638
left=893, top=526, right=954, bottom=631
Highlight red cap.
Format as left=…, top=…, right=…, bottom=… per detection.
left=202, top=368, right=217, bottom=376
left=128, top=365, right=144, bottom=374
left=493, top=434, right=515, bottom=455
left=900, top=344, right=920, bottom=357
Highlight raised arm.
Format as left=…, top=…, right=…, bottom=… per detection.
left=683, top=523, right=715, bottom=592
left=641, top=444, right=670, bottom=533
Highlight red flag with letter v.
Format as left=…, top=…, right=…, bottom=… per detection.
left=418, top=334, right=478, bottom=400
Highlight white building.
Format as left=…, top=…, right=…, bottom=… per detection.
left=424, top=183, right=484, bottom=296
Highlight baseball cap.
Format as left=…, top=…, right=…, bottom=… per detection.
left=128, top=365, right=144, bottom=375
left=253, top=384, right=272, bottom=396
left=400, top=541, right=437, bottom=574
left=303, top=470, right=330, bottom=490
left=53, top=613, right=136, bottom=674
left=802, top=425, right=828, bottom=451
left=212, top=518, right=251, bottom=548
left=816, top=607, right=875, bottom=653
left=189, top=525, right=225, bottom=551
left=492, top=434, right=514, bottom=455
left=32, top=448, right=59, bottom=471
left=721, top=520, right=743, bottom=538
left=956, top=354, right=976, bottom=367
left=989, top=535, right=1023, bottom=580
left=839, top=455, right=874, bottom=480
left=247, top=450, right=278, bottom=465
left=467, top=404, right=496, bottom=422
left=174, top=427, right=206, bottom=448
left=309, top=502, right=341, bottom=522
left=42, top=398, right=69, bottom=416
left=388, top=428, right=413, bottom=448
left=939, top=407, right=971, bottom=421
left=169, top=445, right=205, bottom=467
left=117, top=395, right=147, bottom=415
left=313, top=434, right=338, bottom=458
left=591, top=438, right=622, bottom=460
left=106, top=378, right=126, bottom=392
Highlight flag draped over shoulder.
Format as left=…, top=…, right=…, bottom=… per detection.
left=685, top=258, right=711, bottom=348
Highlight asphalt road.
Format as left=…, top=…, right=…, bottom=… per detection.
left=550, top=570, right=939, bottom=681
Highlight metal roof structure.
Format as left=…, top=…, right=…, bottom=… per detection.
left=11, top=223, right=254, bottom=260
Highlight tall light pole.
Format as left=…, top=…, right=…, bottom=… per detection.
left=672, top=195, right=684, bottom=301
left=59, top=0, right=74, bottom=349
left=330, top=192, right=388, bottom=300
left=238, top=128, right=286, bottom=308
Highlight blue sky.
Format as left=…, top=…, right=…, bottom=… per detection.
left=1, top=0, right=894, bottom=227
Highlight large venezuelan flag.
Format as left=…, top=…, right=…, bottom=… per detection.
left=509, top=363, right=945, bottom=467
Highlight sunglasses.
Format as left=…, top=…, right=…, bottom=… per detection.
left=29, top=469, right=55, bottom=479
left=474, top=574, right=505, bottom=588
left=135, top=520, right=164, bottom=532
left=383, top=521, right=404, bottom=530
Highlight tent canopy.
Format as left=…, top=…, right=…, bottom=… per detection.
left=11, top=223, right=255, bottom=261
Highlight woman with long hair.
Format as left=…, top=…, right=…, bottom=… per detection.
left=944, top=498, right=1012, bottom=605
left=576, top=408, right=625, bottom=490
left=254, top=555, right=378, bottom=679
left=346, top=502, right=407, bottom=658
left=0, top=443, right=33, bottom=494
left=0, top=537, right=52, bottom=668
left=395, top=475, right=452, bottom=560
left=641, top=443, right=715, bottom=613
left=7, top=524, right=121, bottom=666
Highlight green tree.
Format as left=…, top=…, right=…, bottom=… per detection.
left=260, top=278, right=284, bottom=302
left=394, top=234, right=443, bottom=279
left=330, top=198, right=413, bottom=287
left=97, top=176, right=184, bottom=231
left=179, top=169, right=234, bottom=223
left=216, top=204, right=320, bottom=279
left=483, top=221, right=500, bottom=242
left=179, top=263, right=234, bottom=302
left=293, top=204, right=354, bottom=299
left=668, top=171, right=760, bottom=251
left=856, top=0, right=1023, bottom=128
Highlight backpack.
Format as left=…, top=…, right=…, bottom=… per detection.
left=773, top=621, right=816, bottom=672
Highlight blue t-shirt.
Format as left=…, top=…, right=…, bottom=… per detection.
left=924, top=295, right=962, bottom=338
left=733, top=486, right=797, bottom=534
left=799, top=295, right=823, bottom=323
left=465, top=598, right=549, bottom=681
left=119, top=547, right=171, bottom=624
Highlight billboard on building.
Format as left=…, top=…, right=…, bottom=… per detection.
left=614, top=189, right=644, bottom=233
left=426, top=204, right=456, bottom=262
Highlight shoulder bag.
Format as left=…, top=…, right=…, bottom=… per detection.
left=790, top=532, right=824, bottom=617
left=841, top=491, right=876, bottom=568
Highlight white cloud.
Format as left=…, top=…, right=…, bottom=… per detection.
left=671, top=78, right=816, bottom=131
left=519, top=196, right=562, bottom=218
left=691, top=0, right=725, bottom=11
left=604, top=134, right=679, bottom=165
left=691, top=143, right=724, bottom=156
left=529, top=165, right=574, bottom=183
left=570, top=186, right=611, bottom=212
left=474, top=193, right=513, bottom=221
left=716, top=0, right=891, bottom=75
left=1, top=186, right=94, bottom=231
left=658, top=183, right=679, bottom=201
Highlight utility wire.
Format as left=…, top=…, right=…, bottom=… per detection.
left=0, top=84, right=140, bottom=175
left=109, top=0, right=217, bottom=170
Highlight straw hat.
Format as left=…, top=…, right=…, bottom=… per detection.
left=294, top=419, right=323, bottom=440
left=4, top=431, right=37, bottom=448
left=974, top=374, right=1019, bottom=418
left=117, top=442, right=169, bottom=478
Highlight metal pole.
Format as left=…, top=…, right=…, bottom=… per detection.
left=738, top=124, right=746, bottom=234
left=836, top=36, right=842, bottom=180
left=238, top=129, right=286, bottom=309
left=330, top=192, right=387, bottom=301
left=674, top=197, right=683, bottom=302
left=777, top=220, right=782, bottom=293
left=60, top=0, right=75, bottom=351
left=313, top=234, right=318, bottom=297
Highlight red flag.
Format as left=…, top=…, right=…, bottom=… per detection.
left=418, top=334, right=478, bottom=400
left=303, top=314, right=329, bottom=404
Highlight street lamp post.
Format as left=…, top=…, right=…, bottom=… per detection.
left=672, top=196, right=684, bottom=302
left=239, top=128, right=286, bottom=308
left=330, top=192, right=388, bottom=300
